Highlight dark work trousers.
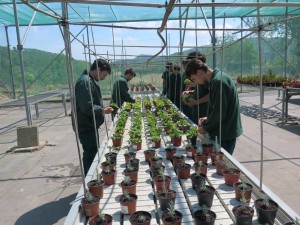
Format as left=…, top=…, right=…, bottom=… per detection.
left=221, top=139, right=236, bottom=155
left=79, top=129, right=99, bottom=176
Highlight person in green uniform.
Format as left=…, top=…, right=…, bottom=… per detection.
left=185, top=59, right=243, bottom=155
left=182, top=52, right=209, bottom=124
left=162, top=62, right=173, bottom=98
left=75, top=58, right=114, bottom=176
left=169, top=64, right=182, bottom=108
left=111, top=68, right=136, bottom=118
left=180, top=59, right=193, bottom=119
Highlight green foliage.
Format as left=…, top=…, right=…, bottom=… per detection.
left=186, top=126, right=198, bottom=139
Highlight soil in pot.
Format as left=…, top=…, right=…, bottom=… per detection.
left=202, top=143, right=213, bottom=155
left=119, top=193, right=138, bottom=215
left=89, top=214, right=113, bottom=225
left=81, top=195, right=100, bottom=217
left=234, top=182, right=253, bottom=202
left=153, top=175, right=171, bottom=191
left=157, top=189, right=176, bottom=211
left=190, top=172, right=207, bottom=190
left=144, top=150, right=156, bottom=163
left=232, top=205, right=254, bottom=225
left=195, top=185, right=216, bottom=208
left=101, top=161, right=115, bottom=171
left=150, top=165, right=165, bottom=178
left=129, top=211, right=152, bottom=225
left=161, top=210, right=182, bottom=225
left=194, top=209, right=216, bottom=225
left=223, top=168, right=240, bottom=186
left=87, top=180, right=104, bottom=199
left=195, top=152, right=209, bottom=163
left=254, top=198, right=279, bottom=225
left=165, top=147, right=176, bottom=160
left=120, top=179, right=137, bottom=195
left=149, top=156, right=163, bottom=167
left=176, top=163, right=191, bottom=179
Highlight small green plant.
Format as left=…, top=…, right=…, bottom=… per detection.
left=201, top=204, right=209, bottom=214
left=240, top=190, right=248, bottom=207
left=159, top=167, right=165, bottom=177
left=104, top=168, right=111, bottom=174
left=126, top=162, right=135, bottom=172
left=186, top=126, right=198, bottom=139
left=262, top=194, right=270, bottom=207
left=199, top=182, right=207, bottom=192
left=123, top=176, right=131, bottom=185
left=85, top=190, right=94, bottom=202
left=112, top=132, right=122, bottom=139
left=123, top=190, right=131, bottom=199
left=293, top=218, right=300, bottom=225
left=166, top=200, right=176, bottom=217
left=138, top=215, right=146, bottom=222
left=110, top=103, right=119, bottom=109
left=184, top=79, right=192, bottom=85
left=202, top=133, right=211, bottom=145
left=96, top=168, right=102, bottom=183
left=96, top=210, right=105, bottom=222
left=214, top=136, right=220, bottom=152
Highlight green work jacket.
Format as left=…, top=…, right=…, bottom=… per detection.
left=75, top=72, right=104, bottom=132
left=203, top=69, right=243, bottom=140
left=191, top=84, right=209, bottom=124
left=111, top=76, right=135, bottom=107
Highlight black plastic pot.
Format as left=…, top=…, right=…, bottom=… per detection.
left=254, top=199, right=278, bottom=225
left=194, top=209, right=216, bottom=225
left=232, top=205, right=254, bottom=225
left=156, top=189, right=176, bottom=211
left=190, top=173, right=206, bottom=190
left=195, top=185, right=215, bottom=208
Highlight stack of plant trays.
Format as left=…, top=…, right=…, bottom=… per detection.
left=64, top=92, right=299, bottom=225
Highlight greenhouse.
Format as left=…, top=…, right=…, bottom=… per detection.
left=0, top=1, right=299, bottom=225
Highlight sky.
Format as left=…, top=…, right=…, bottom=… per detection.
left=0, top=18, right=239, bottom=63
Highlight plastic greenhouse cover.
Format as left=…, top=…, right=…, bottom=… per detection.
left=1, top=0, right=300, bottom=27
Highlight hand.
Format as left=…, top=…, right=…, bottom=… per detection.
left=103, top=106, right=114, bottom=114
left=198, top=117, right=207, bottom=126
left=198, top=126, right=206, bottom=134
left=182, top=90, right=193, bottom=96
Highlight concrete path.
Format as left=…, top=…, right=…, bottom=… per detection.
left=0, top=91, right=299, bottom=225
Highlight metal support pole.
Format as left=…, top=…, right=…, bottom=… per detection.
left=257, top=1, right=264, bottom=190
left=212, top=0, right=216, bottom=68
left=62, top=93, right=67, bottom=116
left=35, top=103, right=39, bottom=118
left=13, top=0, right=32, bottom=126
left=284, top=0, right=288, bottom=78
left=240, top=18, right=243, bottom=93
left=5, top=26, right=16, bottom=99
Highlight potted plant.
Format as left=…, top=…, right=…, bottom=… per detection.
left=161, top=201, right=182, bottom=225
left=176, top=161, right=191, bottom=179
left=120, top=176, right=137, bottom=195
left=111, top=132, right=122, bottom=147
left=126, top=158, right=140, bottom=170
left=88, top=210, right=113, bottom=225
left=232, top=194, right=254, bottom=225
left=195, top=182, right=215, bottom=208
left=190, top=168, right=207, bottom=190
left=223, top=161, right=240, bottom=186
left=129, top=210, right=152, bottom=225
left=254, top=195, right=278, bottom=225
left=131, top=136, right=142, bottom=151
left=194, top=205, right=217, bottom=225
left=101, top=169, right=116, bottom=185
left=87, top=168, right=104, bottom=199
left=215, top=156, right=226, bottom=176
left=105, top=152, right=117, bottom=165
left=201, top=133, right=213, bottom=155
left=124, top=162, right=139, bottom=182
left=195, top=149, right=209, bottom=164
left=144, top=149, right=156, bottom=163
left=81, top=191, right=100, bottom=217
left=119, top=190, right=138, bottom=215
left=149, top=154, right=163, bottom=167
left=165, top=146, right=176, bottom=160
left=152, top=135, right=161, bottom=148
left=153, top=171, right=171, bottom=192
left=172, top=154, right=185, bottom=168
left=194, top=160, right=208, bottom=175
left=124, top=150, right=136, bottom=162
left=156, top=184, right=176, bottom=211
left=150, top=162, right=165, bottom=178
left=210, top=137, right=224, bottom=165
left=234, top=182, right=253, bottom=202
left=101, top=158, right=115, bottom=171
left=169, top=128, right=182, bottom=147
left=186, top=126, right=198, bottom=146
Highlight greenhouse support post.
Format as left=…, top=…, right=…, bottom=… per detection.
left=5, top=26, right=16, bottom=99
